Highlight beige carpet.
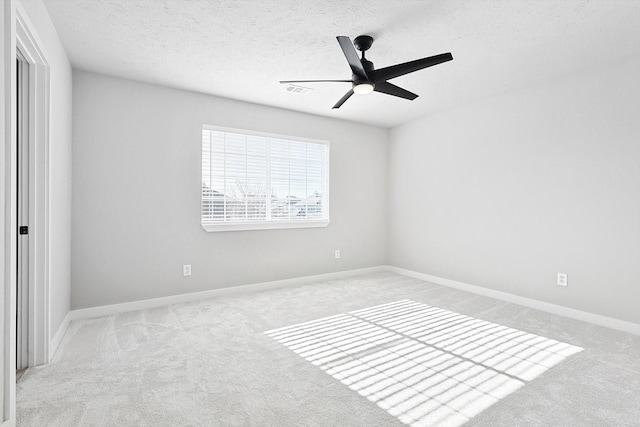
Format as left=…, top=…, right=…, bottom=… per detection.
left=17, top=272, right=640, bottom=426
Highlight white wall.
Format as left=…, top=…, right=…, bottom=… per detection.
left=389, top=55, right=640, bottom=324
left=18, top=0, right=73, bottom=351
left=72, top=71, right=388, bottom=309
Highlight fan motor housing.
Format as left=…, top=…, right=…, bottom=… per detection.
left=361, top=59, right=375, bottom=74
left=352, top=73, right=373, bottom=86
left=353, top=59, right=376, bottom=86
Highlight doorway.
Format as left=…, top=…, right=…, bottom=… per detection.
left=13, top=12, right=53, bottom=371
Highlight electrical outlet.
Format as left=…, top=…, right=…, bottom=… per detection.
left=335, top=250, right=341, bottom=259
left=183, top=264, right=191, bottom=277
left=557, top=273, right=567, bottom=287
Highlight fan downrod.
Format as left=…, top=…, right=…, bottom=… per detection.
left=353, top=35, right=373, bottom=52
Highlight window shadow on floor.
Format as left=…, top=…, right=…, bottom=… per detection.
left=265, top=299, right=583, bottom=427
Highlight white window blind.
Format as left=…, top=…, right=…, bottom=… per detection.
left=201, top=126, right=330, bottom=232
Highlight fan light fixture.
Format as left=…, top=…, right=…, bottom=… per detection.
left=279, top=35, right=453, bottom=109
left=353, top=83, right=374, bottom=95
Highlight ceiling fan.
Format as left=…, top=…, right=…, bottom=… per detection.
left=280, top=35, right=453, bottom=109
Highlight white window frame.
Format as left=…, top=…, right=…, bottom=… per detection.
left=201, top=125, right=330, bottom=232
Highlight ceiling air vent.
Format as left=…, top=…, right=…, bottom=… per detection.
left=284, top=84, right=313, bottom=95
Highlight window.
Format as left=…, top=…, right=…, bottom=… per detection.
left=201, top=126, right=330, bottom=232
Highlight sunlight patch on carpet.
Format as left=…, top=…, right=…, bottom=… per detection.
left=265, top=299, right=583, bottom=427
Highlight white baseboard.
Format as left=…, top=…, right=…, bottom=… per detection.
left=58, top=264, right=639, bottom=341
left=386, top=266, right=640, bottom=336
left=50, top=311, right=72, bottom=361
left=67, top=266, right=386, bottom=322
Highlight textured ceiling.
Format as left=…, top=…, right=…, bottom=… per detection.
left=43, top=0, right=640, bottom=128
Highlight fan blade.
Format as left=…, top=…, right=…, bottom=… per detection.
left=332, top=89, right=354, bottom=109
left=280, top=80, right=352, bottom=83
left=373, top=81, right=418, bottom=100
left=373, top=53, right=453, bottom=81
left=337, top=36, right=368, bottom=79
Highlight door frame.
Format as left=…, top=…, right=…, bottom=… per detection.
left=1, top=1, right=17, bottom=423
left=14, top=4, right=51, bottom=369
left=1, top=2, right=52, bottom=423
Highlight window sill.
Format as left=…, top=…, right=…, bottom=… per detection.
left=202, top=219, right=330, bottom=232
